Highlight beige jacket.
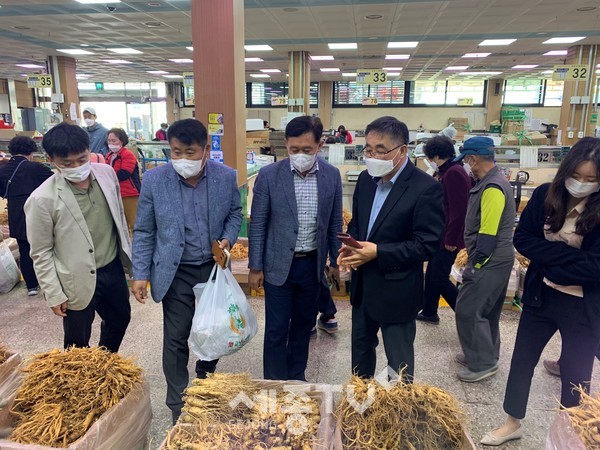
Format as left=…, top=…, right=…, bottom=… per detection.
left=25, top=163, right=132, bottom=310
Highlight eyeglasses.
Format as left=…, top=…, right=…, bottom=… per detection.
left=362, top=143, right=404, bottom=159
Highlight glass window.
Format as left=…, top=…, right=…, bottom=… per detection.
left=333, top=81, right=405, bottom=105
left=544, top=80, right=564, bottom=106
left=446, top=80, right=485, bottom=105
left=410, top=80, right=446, bottom=105
left=503, top=79, right=543, bottom=105
left=247, top=82, right=318, bottom=107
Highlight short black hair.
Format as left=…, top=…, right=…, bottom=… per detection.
left=423, top=135, right=455, bottom=160
left=8, top=136, right=38, bottom=156
left=365, top=116, right=409, bottom=146
left=160, top=123, right=168, bottom=128
left=42, top=122, right=90, bottom=158
left=285, top=116, right=323, bottom=143
left=167, top=119, right=207, bottom=147
left=108, top=128, right=129, bottom=146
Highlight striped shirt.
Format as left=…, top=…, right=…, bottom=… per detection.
left=291, top=159, right=319, bottom=252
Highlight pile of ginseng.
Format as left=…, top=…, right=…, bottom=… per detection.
left=342, top=208, right=352, bottom=232
left=230, top=243, right=249, bottom=260
left=564, top=387, right=600, bottom=448
left=9, top=347, right=142, bottom=447
left=167, top=373, right=320, bottom=450
left=454, top=249, right=469, bottom=268
left=336, top=376, right=465, bottom=450
left=515, top=252, right=530, bottom=269
left=0, top=343, right=10, bottom=365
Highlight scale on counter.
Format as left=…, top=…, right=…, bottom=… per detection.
left=346, top=170, right=362, bottom=182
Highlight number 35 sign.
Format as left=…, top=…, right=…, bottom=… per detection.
left=27, top=74, right=53, bottom=88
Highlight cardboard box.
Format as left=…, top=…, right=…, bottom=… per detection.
left=246, top=130, right=270, bottom=147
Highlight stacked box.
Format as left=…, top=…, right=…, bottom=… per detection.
left=448, top=117, right=469, bottom=141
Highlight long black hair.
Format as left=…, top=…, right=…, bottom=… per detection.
left=545, top=137, right=600, bottom=234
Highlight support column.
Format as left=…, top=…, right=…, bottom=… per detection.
left=558, top=45, right=599, bottom=145
left=191, top=0, right=246, bottom=185
left=288, top=51, right=311, bottom=116
left=49, top=56, right=80, bottom=124
left=485, top=78, right=505, bottom=129
left=318, top=81, right=333, bottom=129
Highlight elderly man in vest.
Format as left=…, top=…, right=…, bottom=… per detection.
left=454, top=137, right=516, bottom=382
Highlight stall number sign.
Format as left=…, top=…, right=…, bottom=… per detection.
left=362, top=97, right=378, bottom=106
left=356, top=69, right=387, bottom=84
left=182, top=72, right=194, bottom=87
left=457, top=98, right=474, bottom=106
left=552, top=65, right=588, bottom=81
left=271, top=96, right=287, bottom=106
left=27, top=74, right=53, bottom=88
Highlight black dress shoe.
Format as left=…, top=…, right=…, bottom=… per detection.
left=416, top=313, right=440, bottom=324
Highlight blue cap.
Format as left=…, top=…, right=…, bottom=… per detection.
left=454, top=136, right=495, bottom=162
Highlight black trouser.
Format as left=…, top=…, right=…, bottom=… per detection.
left=352, top=301, right=416, bottom=381
left=318, top=280, right=337, bottom=321
left=16, top=239, right=38, bottom=290
left=263, top=252, right=320, bottom=381
left=62, top=257, right=130, bottom=353
left=162, top=262, right=218, bottom=415
left=504, top=284, right=600, bottom=419
left=421, top=248, right=459, bottom=315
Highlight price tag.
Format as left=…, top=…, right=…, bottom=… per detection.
left=271, top=96, right=287, bottom=106
left=182, top=72, right=194, bottom=86
left=27, top=74, right=53, bottom=88
left=362, top=97, right=378, bottom=106
left=356, top=69, right=387, bottom=84
left=457, top=98, right=474, bottom=106
left=552, top=64, right=588, bottom=81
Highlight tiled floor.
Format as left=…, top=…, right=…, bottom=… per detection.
left=1, top=283, right=597, bottom=449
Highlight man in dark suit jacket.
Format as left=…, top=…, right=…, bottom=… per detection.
left=249, top=116, right=343, bottom=381
left=338, top=116, right=445, bottom=380
left=0, top=136, right=53, bottom=295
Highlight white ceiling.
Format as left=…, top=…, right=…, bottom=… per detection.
left=0, top=0, right=599, bottom=83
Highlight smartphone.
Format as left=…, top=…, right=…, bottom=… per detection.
left=337, top=233, right=363, bottom=249
left=211, top=240, right=230, bottom=268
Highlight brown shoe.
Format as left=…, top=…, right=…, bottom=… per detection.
left=543, top=359, right=560, bottom=377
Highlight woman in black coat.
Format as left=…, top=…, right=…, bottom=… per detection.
left=0, top=136, right=53, bottom=295
left=481, top=137, right=600, bottom=446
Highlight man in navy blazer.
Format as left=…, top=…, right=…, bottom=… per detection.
left=338, top=116, right=444, bottom=381
left=249, top=116, right=343, bottom=381
left=131, top=119, right=242, bottom=423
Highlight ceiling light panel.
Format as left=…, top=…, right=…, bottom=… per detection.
left=311, top=56, right=334, bottom=60
left=250, top=74, right=270, bottom=78
left=512, top=65, right=538, bottom=69
left=445, top=66, right=469, bottom=70
left=543, top=37, right=585, bottom=44
left=169, top=59, right=193, bottom=63
left=385, top=54, right=410, bottom=60
left=260, top=69, right=280, bottom=73
left=479, top=39, right=516, bottom=46
left=320, top=68, right=340, bottom=72
left=383, top=67, right=403, bottom=71
left=76, top=0, right=121, bottom=3
left=328, top=43, right=357, bottom=50
left=544, top=50, right=568, bottom=56
left=16, top=64, right=45, bottom=69
left=245, top=45, right=273, bottom=51
left=108, top=48, right=143, bottom=54
left=104, top=59, right=132, bottom=64
left=57, top=49, right=94, bottom=55
left=387, top=42, right=419, bottom=48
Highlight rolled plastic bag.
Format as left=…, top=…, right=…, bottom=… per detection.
left=0, top=241, right=20, bottom=294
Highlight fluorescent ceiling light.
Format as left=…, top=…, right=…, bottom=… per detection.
left=16, top=63, right=45, bottom=69
left=544, top=50, right=568, bottom=56
left=328, top=43, right=357, bottom=50
left=543, top=37, right=585, bottom=44
left=104, top=59, right=132, bottom=64
left=479, top=39, right=516, bottom=46
left=513, top=64, right=538, bottom=69
left=108, top=48, right=143, bottom=54
left=387, top=41, right=419, bottom=48
left=76, top=0, right=120, bottom=3
left=250, top=73, right=270, bottom=78
left=245, top=57, right=263, bottom=62
left=186, top=46, right=193, bottom=51
left=385, top=54, right=410, bottom=60
left=320, top=68, right=340, bottom=72
left=169, top=58, right=193, bottom=63
left=342, top=72, right=357, bottom=77
left=147, top=70, right=169, bottom=74
left=445, top=66, right=469, bottom=70
left=260, top=69, right=281, bottom=73
left=57, top=49, right=94, bottom=55
left=76, top=74, right=91, bottom=79
left=462, top=53, right=491, bottom=58
left=383, top=67, right=403, bottom=71
left=163, top=75, right=183, bottom=79
left=458, top=71, right=502, bottom=75
left=541, top=70, right=554, bottom=74
left=386, top=72, right=401, bottom=76
left=311, top=55, right=334, bottom=60
left=244, top=45, right=273, bottom=51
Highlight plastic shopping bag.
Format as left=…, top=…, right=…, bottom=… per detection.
left=0, top=241, right=20, bottom=294
left=189, top=263, right=258, bottom=361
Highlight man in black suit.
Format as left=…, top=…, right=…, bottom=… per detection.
left=338, top=116, right=445, bottom=380
left=0, top=136, right=53, bottom=295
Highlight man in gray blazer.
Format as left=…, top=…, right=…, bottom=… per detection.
left=131, top=119, right=242, bottom=424
left=249, top=116, right=343, bottom=381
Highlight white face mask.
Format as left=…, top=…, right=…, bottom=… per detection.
left=108, top=144, right=121, bottom=153
left=84, top=118, right=95, bottom=127
left=59, top=161, right=91, bottom=183
left=289, top=153, right=316, bottom=173
left=172, top=158, right=204, bottom=179
left=365, top=155, right=402, bottom=178
left=565, top=177, right=600, bottom=198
